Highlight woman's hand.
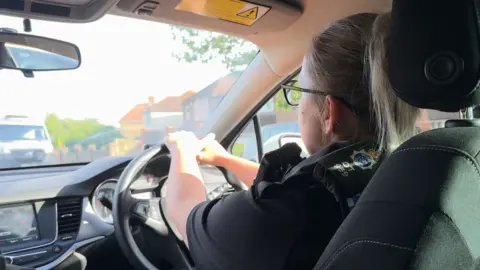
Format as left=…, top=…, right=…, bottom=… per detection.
left=164, top=130, right=215, bottom=159
left=163, top=130, right=214, bottom=245
left=197, top=139, right=230, bottom=166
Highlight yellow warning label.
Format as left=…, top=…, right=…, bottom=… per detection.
left=175, top=0, right=271, bottom=26
left=237, top=7, right=258, bottom=20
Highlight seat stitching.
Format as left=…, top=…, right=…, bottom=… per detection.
left=392, top=146, right=480, bottom=178
left=392, top=147, right=479, bottom=257
left=473, top=148, right=480, bottom=160
left=322, top=240, right=413, bottom=270
left=322, top=146, right=479, bottom=269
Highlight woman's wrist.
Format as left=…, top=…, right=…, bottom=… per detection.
left=215, top=152, right=234, bottom=168
left=171, top=152, right=201, bottom=176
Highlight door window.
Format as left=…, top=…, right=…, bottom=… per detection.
left=231, top=77, right=462, bottom=163
left=417, top=110, right=459, bottom=131
left=231, top=85, right=305, bottom=162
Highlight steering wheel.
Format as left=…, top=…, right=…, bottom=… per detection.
left=112, top=145, right=193, bottom=270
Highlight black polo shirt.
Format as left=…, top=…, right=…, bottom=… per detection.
left=186, top=141, right=379, bottom=270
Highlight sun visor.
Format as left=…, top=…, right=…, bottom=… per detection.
left=116, top=0, right=303, bottom=35
left=388, top=0, right=480, bottom=112
left=0, top=0, right=119, bottom=22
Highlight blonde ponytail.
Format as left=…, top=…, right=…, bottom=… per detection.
left=368, top=12, right=420, bottom=154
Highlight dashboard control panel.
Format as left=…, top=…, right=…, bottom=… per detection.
left=0, top=155, right=233, bottom=269
left=0, top=198, right=83, bottom=268
left=207, top=182, right=234, bottom=200
left=0, top=203, right=40, bottom=247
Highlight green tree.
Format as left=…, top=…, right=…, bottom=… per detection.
left=274, top=91, right=291, bottom=112
left=45, top=113, right=117, bottom=149
left=170, top=26, right=296, bottom=111
left=170, top=26, right=258, bottom=72
left=274, top=76, right=301, bottom=111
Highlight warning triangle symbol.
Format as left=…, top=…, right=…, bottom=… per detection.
left=237, top=7, right=258, bottom=20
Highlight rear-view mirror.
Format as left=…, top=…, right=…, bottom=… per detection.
left=0, top=32, right=81, bottom=71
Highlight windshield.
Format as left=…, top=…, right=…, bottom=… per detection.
left=0, top=125, right=47, bottom=141
left=0, top=15, right=257, bottom=169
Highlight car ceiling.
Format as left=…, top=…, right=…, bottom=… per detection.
left=0, top=0, right=390, bottom=76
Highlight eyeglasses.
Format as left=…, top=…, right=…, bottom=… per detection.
left=281, top=80, right=362, bottom=115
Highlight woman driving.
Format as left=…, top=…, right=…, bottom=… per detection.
left=164, top=12, right=420, bottom=270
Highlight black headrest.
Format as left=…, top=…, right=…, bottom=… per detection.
left=388, top=0, right=480, bottom=112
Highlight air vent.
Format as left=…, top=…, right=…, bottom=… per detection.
left=57, top=198, right=82, bottom=237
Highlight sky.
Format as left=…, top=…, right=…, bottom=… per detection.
left=0, top=14, right=244, bottom=126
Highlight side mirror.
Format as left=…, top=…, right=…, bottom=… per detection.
left=0, top=32, right=81, bottom=71
left=278, top=133, right=308, bottom=157
left=278, top=133, right=303, bottom=147
left=263, top=132, right=309, bottom=158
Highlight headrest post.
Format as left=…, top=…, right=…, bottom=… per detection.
left=466, top=107, right=474, bottom=119
left=459, top=107, right=474, bottom=119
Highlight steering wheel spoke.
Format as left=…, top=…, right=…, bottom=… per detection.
left=130, top=197, right=168, bottom=235
left=113, top=145, right=193, bottom=270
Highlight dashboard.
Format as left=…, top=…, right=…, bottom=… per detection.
left=0, top=155, right=231, bottom=269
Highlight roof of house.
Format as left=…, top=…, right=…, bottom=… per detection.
left=120, top=72, right=244, bottom=125
left=182, top=71, right=242, bottom=105
left=213, top=72, right=242, bottom=95
left=120, top=91, right=196, bottom=124
left=181, top=91, right=196, bottom=99
left=150, top=91, right=196, bottom=112
left=119, top=103, right=147, bottom=124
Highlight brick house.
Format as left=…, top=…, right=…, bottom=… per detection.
left=120, top=92, right=195, bottom=141
left=181, top=71, right=286, bottom=129
left=144, top=91, right=195, bottom=130
left=119, top=102, right=148, bottom=140
left=181, top=72, right=243, bottom=130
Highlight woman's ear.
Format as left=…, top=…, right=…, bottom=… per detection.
left=327, top=95, right=361, bottom=138
left=324, top=95, right=345, bottom=135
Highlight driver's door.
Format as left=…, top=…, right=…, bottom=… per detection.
left=230, top=86, right=307, bottom=163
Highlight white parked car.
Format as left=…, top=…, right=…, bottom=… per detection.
left=0, top=115, right=54, bottom=167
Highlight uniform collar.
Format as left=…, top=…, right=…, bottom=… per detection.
left=285, top=141, right=380, bottom=197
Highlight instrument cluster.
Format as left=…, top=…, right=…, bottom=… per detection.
left=91, top=170, right=161, bottom=224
